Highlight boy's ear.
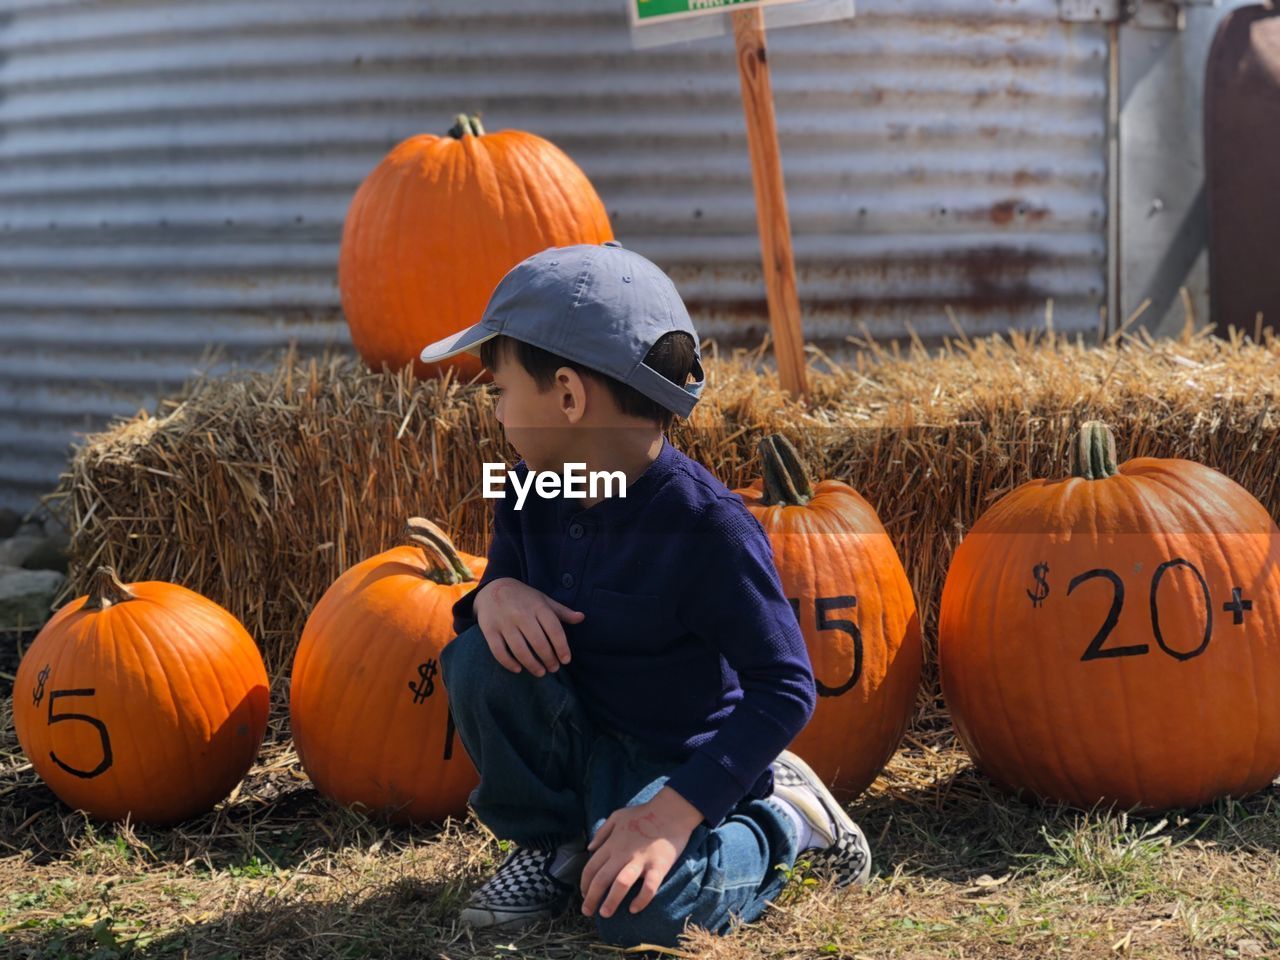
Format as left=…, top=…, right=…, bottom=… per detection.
left=556, top=367, right=590, bottom=422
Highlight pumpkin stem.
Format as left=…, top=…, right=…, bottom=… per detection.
left=757, top=433, right=814, bottom=506
left=1070, top=420, right=1121, bottom=480
left=406, top=517, right=475, bottom=585
left=84, top=566, right=137, bottom=610
left=447, top=113, right=485, bottom=138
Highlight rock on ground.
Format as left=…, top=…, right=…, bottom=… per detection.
left=0, top=566, right=65, bottom=632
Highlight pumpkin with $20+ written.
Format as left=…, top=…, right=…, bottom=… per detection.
left=939, top=420, right=1280, bottom=810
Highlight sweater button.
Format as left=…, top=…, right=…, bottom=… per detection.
left=561, top=572, right=574, bottom=588
left=569, top=523, right=584, bottom=539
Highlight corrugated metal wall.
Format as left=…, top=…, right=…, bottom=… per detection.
left=0, top=0, right=1108, bottom=510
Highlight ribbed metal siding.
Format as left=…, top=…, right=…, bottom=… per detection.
left=0, top=0, right=1107, bottom=510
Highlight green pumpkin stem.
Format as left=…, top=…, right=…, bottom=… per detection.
left=447, top=113, right=485, bottom=139
left=1070, top=420, right=1121, bottom=480
left=758, top=434, right=814, bottom=506
left=84, top=566, right=136, bottom=610
left=406, top=517, right=475, bottom=585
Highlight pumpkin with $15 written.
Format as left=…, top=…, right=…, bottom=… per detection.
left=734, top=434, right=923, bottom=799
left=290, top=518, right=483, bottom=822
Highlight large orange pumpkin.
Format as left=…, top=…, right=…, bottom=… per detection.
left=939, top=421, right=1280, bottom=810
left=290, top=518, right=483, bottom=822
left=338, top=113, right=614, bottom=380
left=12, top=568, right=270, bottom=824
left=733, top=434, right=922, bottom=799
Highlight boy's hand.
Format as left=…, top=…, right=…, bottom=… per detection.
left=473, top=577, right=584, bottom=676
left=580, top=786, right=703, bottom=919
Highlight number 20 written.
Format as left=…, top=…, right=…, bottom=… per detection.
left=1026, top=557, right=1255, bottom=663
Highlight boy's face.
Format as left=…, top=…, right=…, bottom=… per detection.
left=487, top=354, right=579, bottom=472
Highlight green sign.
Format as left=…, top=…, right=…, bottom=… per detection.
left=630, top=0, right=807, bottom=25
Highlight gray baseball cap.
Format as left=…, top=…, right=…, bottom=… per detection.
left=418, top=240, right=705, bottom=418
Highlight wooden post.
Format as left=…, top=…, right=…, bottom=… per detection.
left=732, top=6, right=808, bottom=401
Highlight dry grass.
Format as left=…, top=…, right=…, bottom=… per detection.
left=5, top=324, right=1280, bottom=957
left=2, top=682, right=1278, bottom=959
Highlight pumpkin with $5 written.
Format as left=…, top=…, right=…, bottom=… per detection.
left=290, top=518, right=483, bottom=822
left=939, top=420, right=1280, bottom=810
left=733, top=434, right=923, bottom=799
left=12, top=567, right=270, bottom=825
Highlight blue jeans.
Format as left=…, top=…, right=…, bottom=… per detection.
left=439, top=623, right=801, bottom=949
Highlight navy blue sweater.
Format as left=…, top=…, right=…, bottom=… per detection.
left=450, top=435, right=817, bottom=829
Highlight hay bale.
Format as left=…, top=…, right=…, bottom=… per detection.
left=55, top=326, right=1280, bottom=702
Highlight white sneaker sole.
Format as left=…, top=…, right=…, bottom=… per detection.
left=771, top=749, right=873, bottom=887
left=459, top=903, right=564, bottom=930
left=458, top=842, right=588, bottom=930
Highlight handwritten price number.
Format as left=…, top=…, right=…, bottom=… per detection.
left=1028, top=558, right=1253, bottom=663
left=46, top=688, right=114, bottom=779
left=788, top=595, right=863, bottom=696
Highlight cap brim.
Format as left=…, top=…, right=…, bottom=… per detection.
left=419, top=323, right=500, bottom=363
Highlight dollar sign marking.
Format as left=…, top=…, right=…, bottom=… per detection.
left=409, top=659, right=437, bottom=704
left=33, top=664, right=51, bottom=707
left=1027, top=563, right=1050, bottom=608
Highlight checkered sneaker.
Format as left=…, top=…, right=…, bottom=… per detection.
left=459, top=838, right=589, bottom=930
left=769, top=749, right=872, bottom=888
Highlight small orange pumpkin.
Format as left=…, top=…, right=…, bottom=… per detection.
left=338, top=113, right=614, bottom=380
left=734, top=434, right=923, bottom=799
left=12, top=568, right=270, bottom=824
left=939, top=421, right=1280, bottom=810
left=290, top=518, right=483, bottom=822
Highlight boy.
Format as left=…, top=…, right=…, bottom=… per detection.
left=421, top=240, right=872, bottom=950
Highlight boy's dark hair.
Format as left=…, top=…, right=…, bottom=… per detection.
left=480, top=332, right=697, bottom=432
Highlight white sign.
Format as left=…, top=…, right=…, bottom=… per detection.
left=629, top=0, right=807, bottom=27
left=627, top=0, right=853, bottom=50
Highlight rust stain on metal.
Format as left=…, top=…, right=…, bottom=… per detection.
left=990, top=200, right=1018, bottom=225
left=682, top=247, right=1055, bottom=321
left=951, top=198, right=1053, bottom=225
left=952, top=245, right=1048, bottom=307
left=1012, top=169, right=1048, bottom=187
